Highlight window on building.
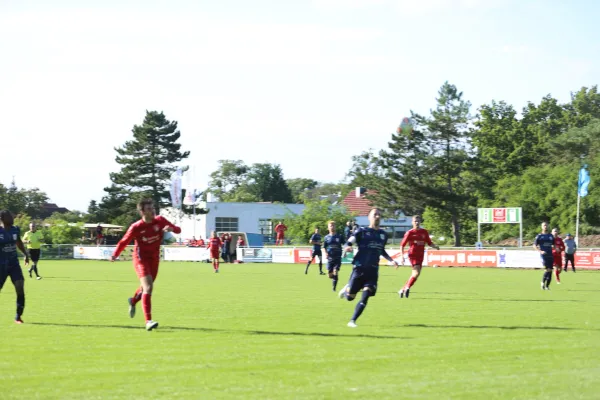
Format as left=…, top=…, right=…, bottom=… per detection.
left=216, top=217, right=239, bottom=232
left=258, top=219, right=273, bottom=237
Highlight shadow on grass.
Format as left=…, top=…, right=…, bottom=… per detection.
left=28, top=322, right=410, bottom=340
left=41, top=277, right=131, bottom=283
left=387, top=323, right=598, bottom=331
left=414, top=297, right=583, bottom=302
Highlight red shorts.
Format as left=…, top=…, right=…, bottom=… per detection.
left=409, top=257, right=424, bottom=267
left=553, top=253, right=562, bottom=267
left=276, top=233, right=285, bottom=240
left=210, top=250, right=220, bottom=260
left=133, top=254, right=159, bottom=280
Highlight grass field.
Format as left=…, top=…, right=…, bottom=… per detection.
left=1, top=261, right=599, bottom=400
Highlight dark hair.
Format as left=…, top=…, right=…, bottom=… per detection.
left=137, top=198, right=154, bottom=211
left=0, top=210, right=13, bottom=223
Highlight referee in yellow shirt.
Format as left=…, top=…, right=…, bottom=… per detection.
left=23, top=222, right=43, bottom=280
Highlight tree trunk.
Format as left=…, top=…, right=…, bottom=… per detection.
left=451, top=210, right=461, bottom=247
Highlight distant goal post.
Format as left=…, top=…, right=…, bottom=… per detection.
left=477, top=207, right=523, bottom=248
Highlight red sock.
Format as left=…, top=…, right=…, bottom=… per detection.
left=131, top=287, right=143, bottom=306
left=555, top=269, right=561, bottom=282
left=406, top=276, right=417, bottom=288
left=142, top=293, right=152, bottom=322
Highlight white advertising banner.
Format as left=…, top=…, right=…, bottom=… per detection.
left=496, top=250, right=543, bottom=268
left=73, top=246, right=114, bottom=260
left=163, top=246, right=210, bottom=261
left=272, top=248, right=295, bottom=263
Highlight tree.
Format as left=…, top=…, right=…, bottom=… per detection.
left=206, top=160, right=251, bottom=202
left=286, top=178, right=318, bottom=203
left=283, top=199, right=355, bottom=244
left=346, top=149, right=386, bottom=190
left=245, top=164, right=293, bottom=203
left=104, top=110, right=190, bottom=216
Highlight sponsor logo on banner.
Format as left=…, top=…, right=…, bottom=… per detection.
left=294, top=248, right=313, bottom=263
left=163, top=246, right=210, bottom=261
left=497, top=250, right=542, bottom=268
left=272, top=248, right=295, bottom=263
left=427, top=250, right=497, bottom=267
left=242, top=248, right=273, bottom=263
left=574, top=251, right=600, bottom=270
left=73, top=246, right=114, bottom=260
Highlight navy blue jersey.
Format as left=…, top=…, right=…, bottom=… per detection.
left=0, top=226, right=21, bottom=263
left=349, top=227, right=388, bottom=269
left=534, top=233, right=555, bottom=258
left=323, top=233, right=343, bottom=260
left=310, top=233, right=322, bottom=251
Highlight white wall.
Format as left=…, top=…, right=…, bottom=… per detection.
left=162, top=202, right=305, bottom=240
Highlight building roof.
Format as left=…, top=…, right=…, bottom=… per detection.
left=341, top=190, right=375, bottom=216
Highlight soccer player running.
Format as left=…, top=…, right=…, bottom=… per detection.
left=552, top=228, right=565, bottom=284
left=397, top=215, right=439, bottom=298
left=111, top=199, right=181, bottom=331
left=274, top=221, right=287, bottom=246
left=0, top=210, right=30, bottom=324
left=338, top=208, right=399, bottom=327
left=534, top=221, right=556, bottom=290
left=323, top=221, right=343, bottom=291
left=207, top=231, right=222, bottom=273
left=305, top=227, right=324, bottom=275
left=23, top=222, right=43, bottom=280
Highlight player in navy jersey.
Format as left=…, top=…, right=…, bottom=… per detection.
left=305, top=228, right=325, bottom=275
left=338, top=208, right=399, bottom=327
left=323, top=221, right=343, bottom=291
left=534, top=221, right=556, bottom=290
left=0, top=210, right=30, bottom=324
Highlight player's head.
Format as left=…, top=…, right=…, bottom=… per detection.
left=565, top=233, right=572, bottom=239
left=30, top=222, right=37, bottom=232
left=551, top=227, right=559, bottom=236
left=314, top=227, right=319, bottom=233
left=413, top=215, right=422, bottom=228
left=368, top=208, right=382, bottom=228
left=541, top=221, right=549, bottom=232
left=328, top=220, right=336, bottom=233
left=211, top=230, right=217, bottom=238
left=137, top=198, right=155, bottom=220
left=0, top=210, right=14, bottom=227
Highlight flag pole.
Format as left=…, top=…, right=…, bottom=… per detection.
left=575, top=192, right=581, bottom=246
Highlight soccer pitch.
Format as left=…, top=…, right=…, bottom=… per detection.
left=1, top=261, right=598, bottom=400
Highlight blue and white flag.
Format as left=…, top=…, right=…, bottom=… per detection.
left=578, top=167, right=590, bottom=198
left=170, top=168, right=183, bottom=208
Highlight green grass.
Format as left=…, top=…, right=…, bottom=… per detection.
left=1, top=261, right=599, bottom=400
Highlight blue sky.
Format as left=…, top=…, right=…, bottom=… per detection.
left=1, top=0, right=598, bottom=211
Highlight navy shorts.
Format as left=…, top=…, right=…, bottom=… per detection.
left=347, top=266, right=378, bottom=296
left=327, top=258, right=341, bottom=272
left=0, top=259, right=24, bottom=290
left=311, top=249, right=322, bottom=259
left=541, top=256, right=554, bottom=269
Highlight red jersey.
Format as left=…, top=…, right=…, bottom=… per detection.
left=237, top=238, right=245, bottom=247
left=275, top=224, right=287, bottom=234
left=553, top=237, right=565, bottom=254
left=113, top=216, right=181, bottom=258
left=207, top=237, right=222, bottom=251
left=401, top=228, right=433, bottom=259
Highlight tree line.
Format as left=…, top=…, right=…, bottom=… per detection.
left=3, top=84, right=598, bottom=245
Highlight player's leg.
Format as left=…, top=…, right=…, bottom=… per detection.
left=400, top=262, right=422, bottom=298
left=318, top=253, right=324, bottom=275
left=331, top=262, right=341, bottom=291
left=339, top=268, right=360, bottom=300
left=542, top=258, right=553, bottom=289
left=31, top=249, right=41, bottom=279
left=305, top=253, right=315, bottom=274
left=9, top=264, right=26, bottom=323
left=554, top=255, right=562, bottom=283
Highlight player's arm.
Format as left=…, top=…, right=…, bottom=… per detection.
left=343, top=230, right=360, bottom=256
left=533, top=236, right=544, bottom=254
left=16, top=235, right=30, bottom=265
left=112, top=224, right=137, bottom=261
left=382, top=249, right=400, bottom=268
left=159, top=216, right=182, bottom=234
left=22, top=232, right=30, bottom=244
left=425, top=231, right=440, bottom=250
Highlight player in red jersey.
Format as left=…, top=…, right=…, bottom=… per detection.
left=396, top=215, right=439, bottom=298
left=552, top=228, right=565, bottom=284
left=111, top=199, right=181, bottom=331
left=207, top=231, right=222, bottom=273
left=274, top=221, right=287, bottom=245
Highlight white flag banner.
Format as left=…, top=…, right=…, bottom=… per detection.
left=170, top=168, right=183, bottom=209
left=183, top=188, right=196, bottom=205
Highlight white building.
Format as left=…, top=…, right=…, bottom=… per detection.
left=161, top=201, right=305, bottom=242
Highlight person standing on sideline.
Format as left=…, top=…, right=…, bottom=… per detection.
left=22, top=223, right=43, bottom=280
left=534, top=221, right=556, bottom=290
left=552, top=228, right=565, bottom=284
left=563, top=233, right=577, bottom=272
left=274, top=221, right=288, bottom=246
left=96, top=224, right=104, bottom=246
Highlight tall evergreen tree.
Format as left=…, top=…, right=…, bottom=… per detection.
left=102, top=110, right=190, bottom=219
